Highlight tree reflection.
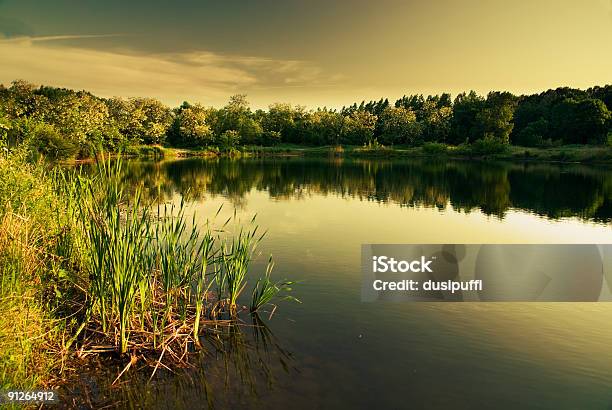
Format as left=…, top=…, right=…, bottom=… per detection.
left=113, top=157, right=612, bottom=223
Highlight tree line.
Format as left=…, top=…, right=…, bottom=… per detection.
left=0, top=80, right=610, bottom=158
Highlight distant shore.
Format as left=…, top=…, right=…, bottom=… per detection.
left=112, top=143, right=612, bottom=166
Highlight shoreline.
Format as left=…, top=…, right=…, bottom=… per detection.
left=56, top=143, right=612, bottom=166
left=133, top=144, right=612, bottom=166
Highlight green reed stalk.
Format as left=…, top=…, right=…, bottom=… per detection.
left=193, top=230, right=215, bottom=344
left=219, top=227, right=259, bottom=314
left=250, top=256, right=300, bottom=313
left=156, top=200, right=207, bottom=317
left=107, top=191, right=151, bottom=354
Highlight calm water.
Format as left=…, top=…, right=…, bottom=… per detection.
left=77, top=157, right=612, bottom=409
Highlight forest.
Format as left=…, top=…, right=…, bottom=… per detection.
left=0, top=80, right=611, bottom=159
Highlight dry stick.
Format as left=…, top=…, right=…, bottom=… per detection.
left=112, top=355, right=137, bottom=386
left=149, top=347, right=166, bottom=381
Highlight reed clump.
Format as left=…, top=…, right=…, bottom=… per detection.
left=60, top=155, right=298, bottom=373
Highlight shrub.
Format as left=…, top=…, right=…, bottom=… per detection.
left=470, top=136, right=509, bottom=155
left=217, top=130, right=241, bottom=151
left=30, top=123, right=78, bottom=160
left=422, top=142, right=447, bottom=155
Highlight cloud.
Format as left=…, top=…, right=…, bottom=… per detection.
left=0, top=35, right=337, bottom=107
left=0, top=34, right=125, bottom=44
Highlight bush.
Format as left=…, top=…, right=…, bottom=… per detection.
left=470, top=136, right=509, bottom=155
left=422, top=142, right=447, bottom=155
left=217, top=130, right=241, bottom=151
left=138, top=145, right=164, bottom=157
left=30, top=123, right=78, bottom=160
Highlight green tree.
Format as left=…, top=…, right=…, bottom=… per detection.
left=174, top=103, right=215, bottom=146
left=134, top=98, right=173, bottom=145
left=45, top=92, right=110, bottom=145
left=0, top=111, right=10, bottom=144
left=378, top=106, right=420, bottom=145
left=304, top=109, right=344, bottom=145
left=215, top=95, right=262, bottom=144
left=551, top=98, right=610, bottom=144
left=217, top=129, right=241, bottom=151
left=342, top=110, right=377, bottom=145
left=450, top=91, right=485, bottom=144
left=29, top=122, right=77, bottom=160
left=476, top=91, right=518, bottom=144
left=420, top=100, right=453, bottom=143
left=263, top=103, right=295, bottom=135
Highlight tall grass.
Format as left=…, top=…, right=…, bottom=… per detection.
left=218, top=223, right=262, bottom=315
left=0, top=152, right=63, bottom=391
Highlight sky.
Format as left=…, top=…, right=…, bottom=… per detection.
left=0, top=0, right=611, bottom=108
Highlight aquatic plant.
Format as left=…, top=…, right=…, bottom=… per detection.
left=250, top=256, right=300, bottom=314
left=218, top=225, right=261, bottom=315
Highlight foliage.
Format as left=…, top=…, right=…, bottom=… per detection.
left=342, top=110, right=377, bottom=145
left=0, top=152, right=63, bottom=390
left=1, top=148, right=301, bottom=389
left=169, top=102, right=215, bottom=147
left=0, top=80, right=611, bottom=156
left=29, top=122, right=78, bottom=160
left=469, top=136, right=510, bottom=155
left=422, top=142, right=448, bottom=155
left=378, top=106, right=420, bottom=145
left=218, top=130, right=241, bottom=151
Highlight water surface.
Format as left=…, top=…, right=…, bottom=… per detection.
left=87, top=157, right=612, bottom=409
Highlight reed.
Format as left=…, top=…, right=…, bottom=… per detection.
left=250, top=256, right=300, bottom=314
left=192, top=229, right=215, bottom=344
left=71, top=156, right=153, bottom=353
left=218, top=225, right=261, bottom=315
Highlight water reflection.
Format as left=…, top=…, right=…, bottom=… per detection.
left=114, top=157, right=612, bottom=223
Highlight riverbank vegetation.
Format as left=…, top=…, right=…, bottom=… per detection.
left=1, top=80, right=610, bottom=163
left=0, top=148, right=297, bottom=392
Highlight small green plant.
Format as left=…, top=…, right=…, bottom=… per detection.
left=250, top=256, right=300, bottom=314
left=362, top=138, right=385, bottom=151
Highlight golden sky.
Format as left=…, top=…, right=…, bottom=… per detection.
left=1, top=0, right=611, bottom=108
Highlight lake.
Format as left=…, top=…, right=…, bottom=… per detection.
left=76, top=157, right=612, bottom=409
